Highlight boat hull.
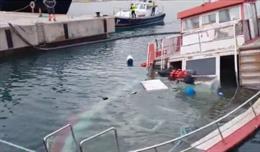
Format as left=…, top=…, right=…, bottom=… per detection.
left=115, top=13, right=166, bottom=28
left=0, top=0, right=72, bottom=14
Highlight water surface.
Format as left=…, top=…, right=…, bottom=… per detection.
left=0, top=1, right=258, bottom=152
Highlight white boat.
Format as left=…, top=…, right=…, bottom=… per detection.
left=145, top=0, right=260, bottom=90
left=114, top=0, right=165, bottom=28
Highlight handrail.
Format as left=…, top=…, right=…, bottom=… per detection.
left=183, top=21, right=240, bottom=36
left=183, top=24, right=237, bottom=48
left=130, top=91, right=260, bottom=152
left=0, top=139, right=36, bottom=152
left=43, top=124, right=77, bottom=152
left=79, top=127, right=120, bottom=152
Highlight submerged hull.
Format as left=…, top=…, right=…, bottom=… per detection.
left=0, top=0, right=72, bottom=14
left=115, top=13, right=166, bottom=28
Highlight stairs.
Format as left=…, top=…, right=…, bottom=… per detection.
left=239, top=48, right=260, bottom=89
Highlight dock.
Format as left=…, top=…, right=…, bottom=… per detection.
left=0, top=11, right=115, bottom=57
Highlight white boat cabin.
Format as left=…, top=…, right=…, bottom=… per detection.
left=152, top=0, right=260, bottom=88
left=178, top=0, right=260, bottom=54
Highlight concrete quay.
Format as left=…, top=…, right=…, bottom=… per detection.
left=0, top=11, right=115, bottom=56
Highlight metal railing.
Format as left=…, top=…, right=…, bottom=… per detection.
left=43, top=124, right=78, bottom=152
left=182, top=23, right=242, bottom=51
left=153, top=22, right=243, bottom=61
left=130, top=91, right=260, bottom=152
left=79, top=127, right=120, bottom=152
left=0, top=139, right=36, bottom=152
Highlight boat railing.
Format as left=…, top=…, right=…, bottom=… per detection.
left=43, top=124, right=78, bottom=152
left=79, top=127, right=120, bottom=152
left=42, top=125, right=120, bottom=152
left=0, top=139, right=36, bottom=152
left=130, top=91, right=260, bottom=152
left=180, top=21, right=244, bottom=54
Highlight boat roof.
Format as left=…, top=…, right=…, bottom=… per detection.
left=177, top=0, right=255, bottom=19
left=133, top=0, right=155, bottom=5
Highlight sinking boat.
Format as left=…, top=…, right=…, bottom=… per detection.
left=145, top=0, right=260, bottom=90
left=115, top=0, right=165, bottom=28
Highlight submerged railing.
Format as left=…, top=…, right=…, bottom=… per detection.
left=43, top=124, right=78, bottom=152
left=43, top=125, right=120, bottom=152
left=0, top=139, right=36, bottom=152
left=79, top=127, right=120, bottom=152
left=130, top=91, right=260, bottom=152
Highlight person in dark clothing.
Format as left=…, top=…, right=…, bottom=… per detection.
left=43, top=0, right=57, bottom=21
left=151, top=1, right=156, bottom=16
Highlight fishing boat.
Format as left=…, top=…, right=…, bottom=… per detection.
left=115, top=0, right=165, bottom=28
left=0, top=0, right=72, bottom=14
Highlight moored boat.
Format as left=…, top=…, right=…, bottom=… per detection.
left=0, top=0, right=72, bottom=14
left=115, top=0, right=165, bottom=28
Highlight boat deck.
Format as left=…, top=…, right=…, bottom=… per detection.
left=192, top=98, right=260, bottom=152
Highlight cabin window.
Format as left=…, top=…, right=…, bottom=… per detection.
left=219, top=9, right=231, bottom=23
left=184, top=16, right=199, bottom=30
left=219, top=7, right=240, bottom=23
left=139, top=4, right=146, bottom=9
left=202, top=13, right=216, bottom=25
left=186, top=58, right=216, bottom=75
left=229, top=7, right=240, bottom=20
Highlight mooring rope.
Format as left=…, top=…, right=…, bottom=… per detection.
left=8, top=0, right=37, bottom=12
left=11, top=5, right=30, bottom=12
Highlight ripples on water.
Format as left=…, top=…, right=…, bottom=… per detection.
left=0, top=1, right=259, bottom=152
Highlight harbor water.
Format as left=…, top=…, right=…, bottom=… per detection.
left=0, top=1, right=259, bottom=151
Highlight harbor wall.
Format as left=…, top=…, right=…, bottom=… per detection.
left=0, top=14, right=115, bottom=56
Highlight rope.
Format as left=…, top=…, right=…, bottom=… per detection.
left=8, top=22, right=180, bottom=51
left=11, top=5, right=30, bottom=12
left=7, top=0, right=37, bottom=12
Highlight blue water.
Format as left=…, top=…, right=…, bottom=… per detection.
left=0, top=1, right=259, bottom=152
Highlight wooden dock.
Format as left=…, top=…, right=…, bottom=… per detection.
left=0, top=11, right=115, bottom=56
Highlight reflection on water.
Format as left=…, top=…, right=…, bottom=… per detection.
left=0, top=1, right=259, bottom=151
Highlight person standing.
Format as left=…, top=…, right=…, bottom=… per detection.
left=43, top=0, right=57, bottom=21
left=151, top=1, right=156, bottom=16
left=130, top=3, right=136, bottom=18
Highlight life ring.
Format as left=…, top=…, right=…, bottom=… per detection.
left=29, top=1, right=35, bottom=9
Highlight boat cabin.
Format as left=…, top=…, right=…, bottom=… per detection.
left=150, top=0, right=260, bottom=88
